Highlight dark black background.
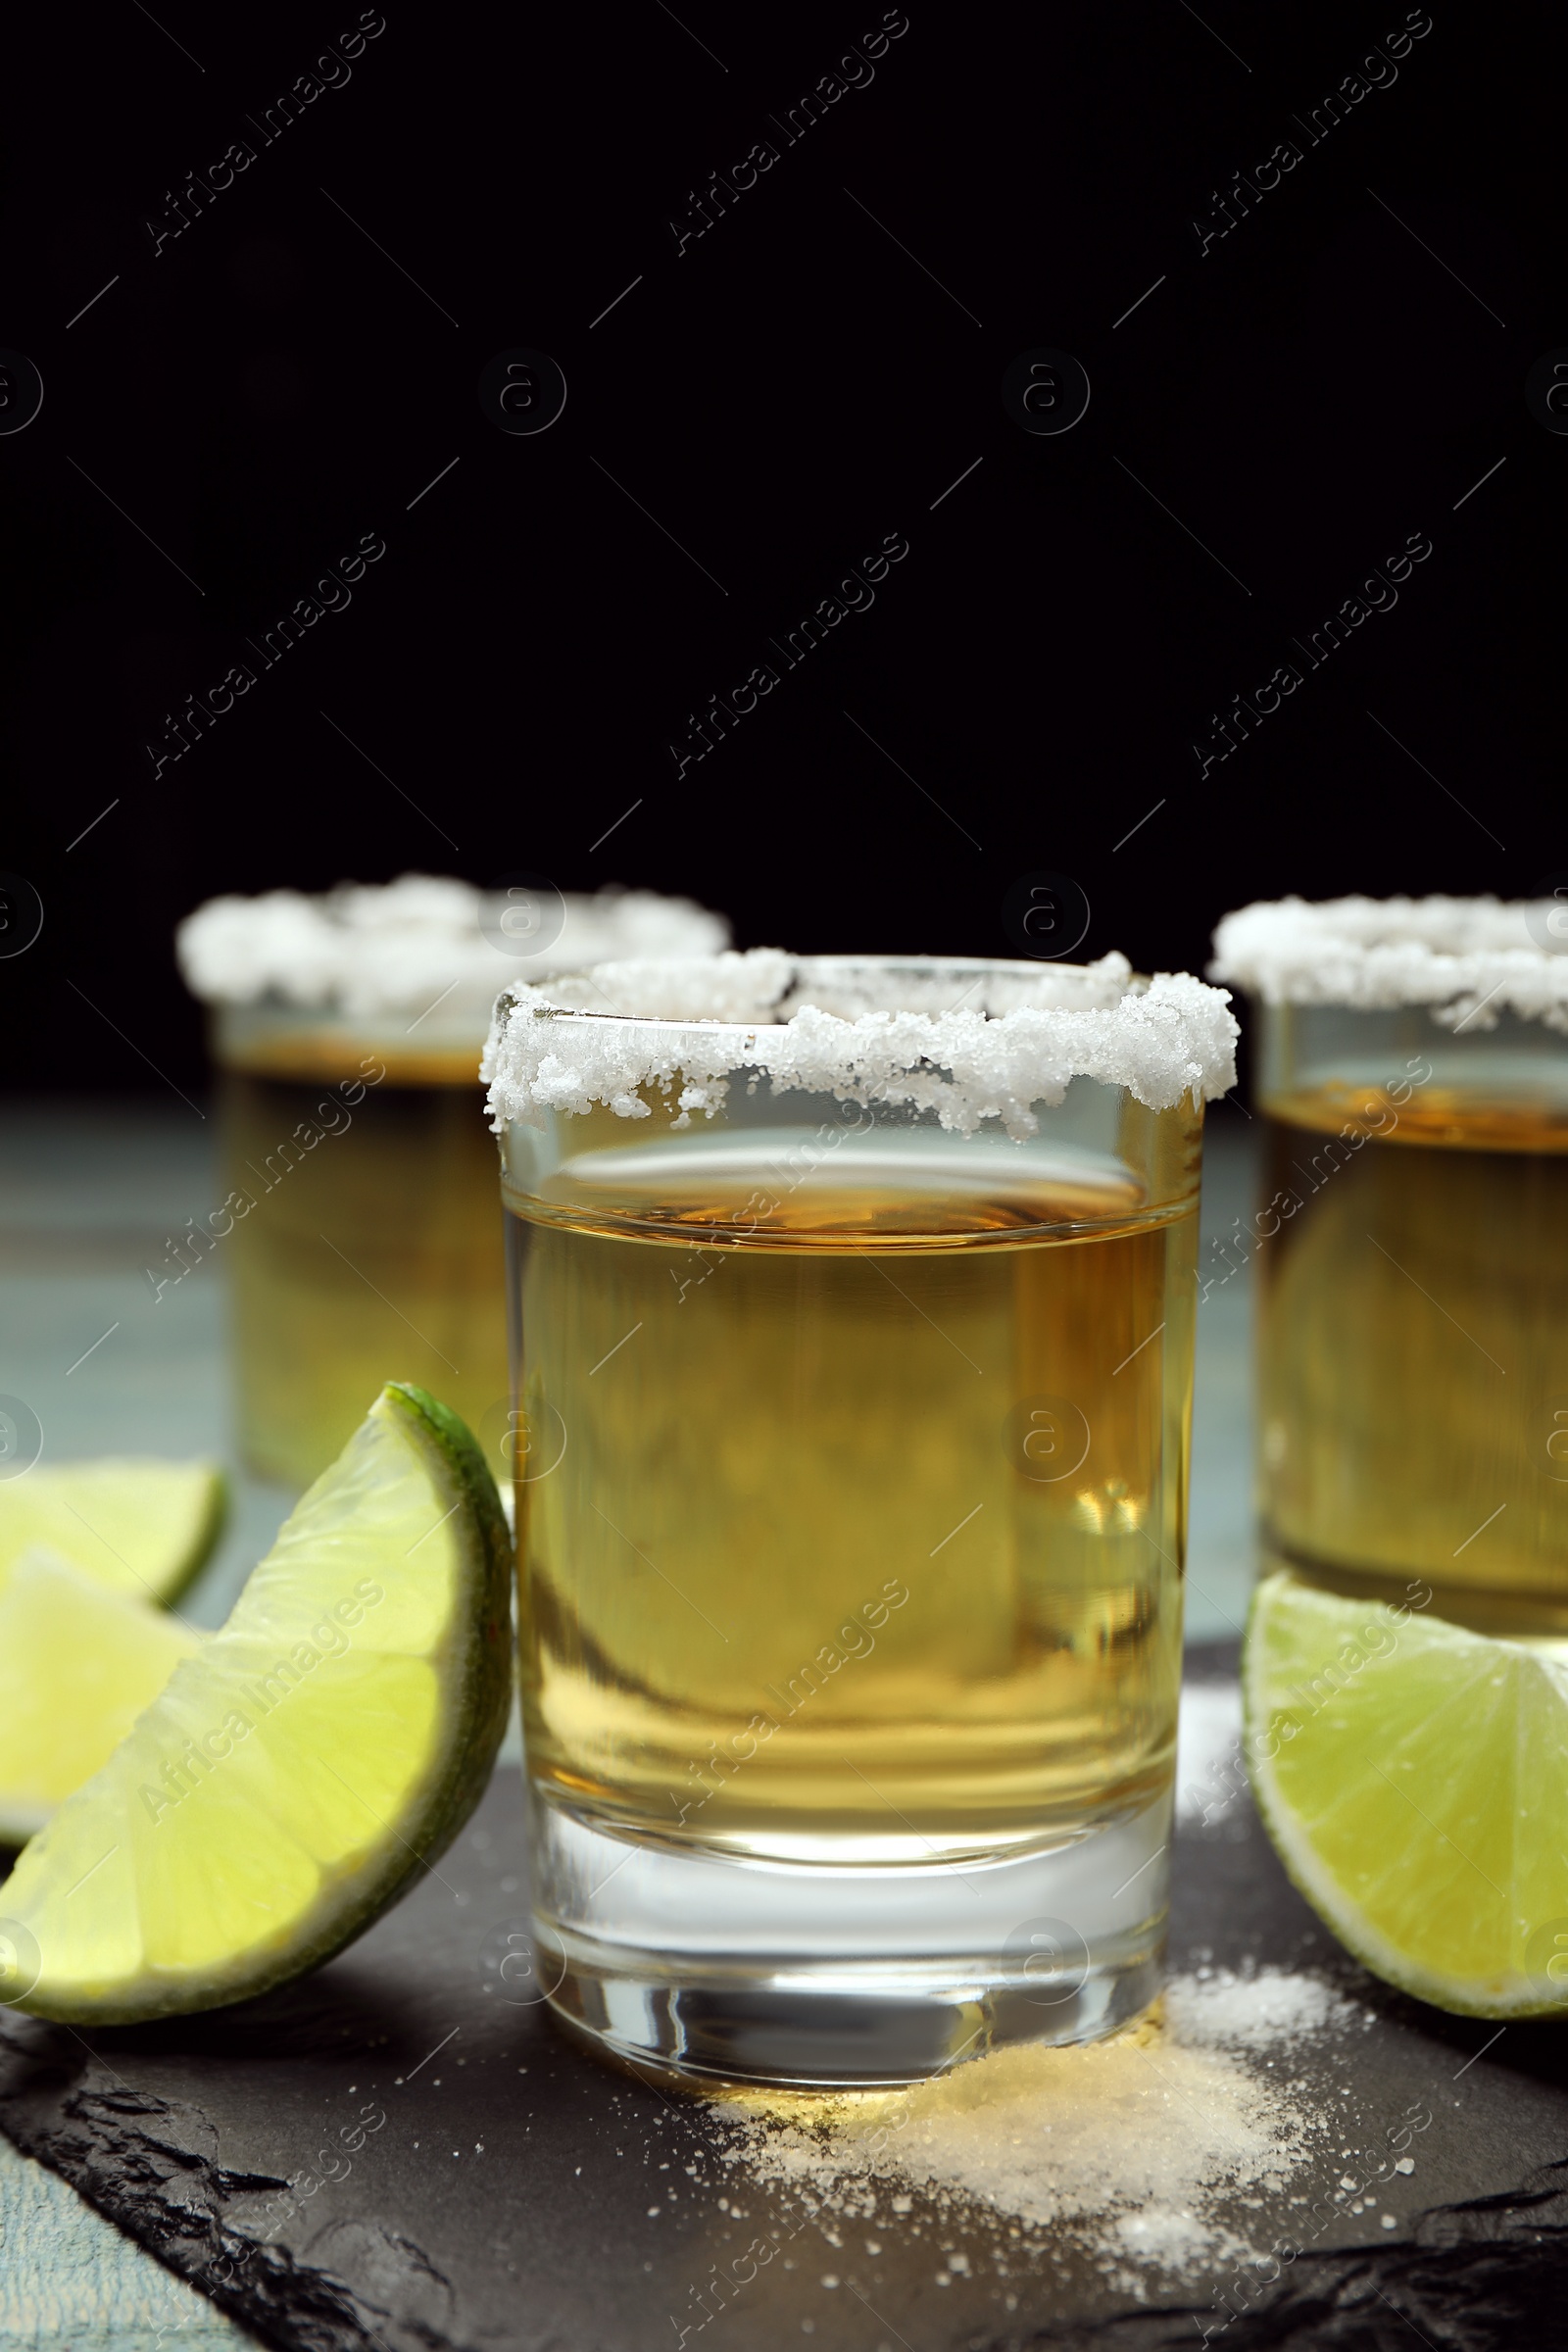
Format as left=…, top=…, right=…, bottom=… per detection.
left=2, top=0, right=1558, bottom=1090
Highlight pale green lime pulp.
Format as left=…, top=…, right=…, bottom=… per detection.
left=0, top=1386, right=512, bottom=2023
left=1245, top=1570, right=1568, bottom=2019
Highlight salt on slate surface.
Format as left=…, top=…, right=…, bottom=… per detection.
left=719, top=1969, right=1365, bottom=2285
left=2, top=1655, right=1568, bottom=2352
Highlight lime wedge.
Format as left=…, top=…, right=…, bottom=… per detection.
left=1244, top=1569, right=1568, bottom=2018
left=0, top=1551, right=200, bottom=1844
left=0, top=1459, right=225, bottom=1608
left=0, top=1386, right=512, bottom=2024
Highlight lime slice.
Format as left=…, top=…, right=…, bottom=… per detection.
left=0, top=1386, right=512, bottom=2024
left=1244, top=1569, right=1568, bottom=2018
left=0, top=1551, right=200, bottom=1844
left=0, top=1459, right=225, bottom=1608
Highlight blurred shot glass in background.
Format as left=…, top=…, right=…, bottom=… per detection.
left=484, top=948, right=1237, bottom=2085
left=1212, top=896, right=1568, bottom=1633
left=178, top=876, right=729, bottom=1488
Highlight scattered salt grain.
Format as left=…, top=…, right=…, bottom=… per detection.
left=1165, top=1967, right=1359, bottom=2051
left=721, top=1970, right=1356, bottom=2282
left=1175, top=1683, right=1245, bottom=1827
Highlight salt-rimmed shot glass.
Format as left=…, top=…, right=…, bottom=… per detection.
left=483, top=948, right=1238, bottom=2085
left=1211, top=896, right=1568, bottom=1634
left=176, top=878, right=728, bottom=1488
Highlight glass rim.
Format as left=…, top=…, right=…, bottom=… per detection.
left=502, top=951, right=1152, bottom=1035
left=175, top=878, right=730, bottom=1014
left=483, top=948, right=1239, bottom=1132
left=1211, top=894, right=1568, bottom=1025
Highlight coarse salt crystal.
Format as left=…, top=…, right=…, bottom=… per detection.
left=1209, top=895, right=1568, bottom=1031
left=1165, top=1967, right=1360, bottom=2051
left=721, top=1970, right=1358, bottom=2284
left=483, top=951, right=1239, bottom=1136
left=177, top=876, right=728, bottom=1023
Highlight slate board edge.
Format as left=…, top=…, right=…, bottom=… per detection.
left=7, top=1655, right=1568, bottom=2352
left=985, top=2164, right=1568, bottom=2351
left=0, top=2023, right=446, bottom=2352
left=12, top=2015, right=1568, bottom=2352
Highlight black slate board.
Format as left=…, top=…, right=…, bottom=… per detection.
left=4, top=1654, right=1568, bottom=2352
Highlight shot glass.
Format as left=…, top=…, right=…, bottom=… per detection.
left=177, top=877, right=728, bottom=1488
left=484, top=948, right=1237, bottom=2085
left=1211, top=895, right=1568, bottom=1633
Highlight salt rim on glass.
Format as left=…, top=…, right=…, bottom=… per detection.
left=1210, top=895, right=1568, bottom=1032
left=176, top=874, right=730, bottom=1025
left=481, top=948, right=1240, bottom=1137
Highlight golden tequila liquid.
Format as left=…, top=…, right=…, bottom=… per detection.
left=220, top=1036, right=504, bottom=1488
left=509, top=1127, right=1196, bottom=1864
left=1258, top=1084, right=1568, bottom=1628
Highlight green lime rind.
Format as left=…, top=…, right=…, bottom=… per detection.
left=0, top=1459, right=229, bottom=1610
left=1243, top=1568, right=1568, bottom=2022
left=374, top=1382, right=514, bottom=1886
left=164, top=1462, right=228, bottom=1607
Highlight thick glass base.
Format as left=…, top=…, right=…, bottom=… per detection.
left=530, top=1786, right=1170, bottom=2087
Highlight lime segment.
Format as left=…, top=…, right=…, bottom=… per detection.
left=1244, top=1569, right=1568, bottom=2018
left=0, top=1386, right=512, bottom=2023
left=0, top=1459, right=225, bottom=1608
left=0, top=1551, right=200, bottom=1843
